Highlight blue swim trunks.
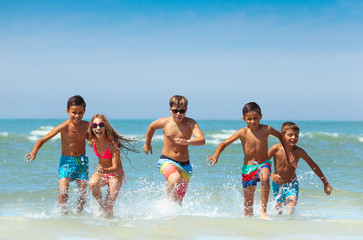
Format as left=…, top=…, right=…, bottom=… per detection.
left=272, top=179, right=299, bottom=203
left=58, top=155, right=89, bottom=181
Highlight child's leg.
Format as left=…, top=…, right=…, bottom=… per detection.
left=284, top=196, right=298, bottom=214
left=89, top=172, right=108, bottom=210
left=259, top=167, right=271, bottom=218
left=76, top=179, right=88, bottom=213
left=243, top=185, right=256, bottom=216
left=59, top=177, right=71, bottom=214
left=166, top=171, right=184, bottom=204
left=104, top=174, right=123, bottom=218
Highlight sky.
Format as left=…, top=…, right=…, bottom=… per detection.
left=1, top=0, right=362, bottom=121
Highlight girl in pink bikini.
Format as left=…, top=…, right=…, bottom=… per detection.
left=88, top=114, right=137, bottom=218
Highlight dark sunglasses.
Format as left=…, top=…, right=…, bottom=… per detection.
left=171, top=109, right=186, bottom=114
left=92, top=122, right=105, bottom=128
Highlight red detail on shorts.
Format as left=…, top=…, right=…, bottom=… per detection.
left=162, top=163, right=189, bottom=198
left=162, top=163, right=179, bottom=180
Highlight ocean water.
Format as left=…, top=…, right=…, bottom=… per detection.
left=0, top=119, right=362, bottom=239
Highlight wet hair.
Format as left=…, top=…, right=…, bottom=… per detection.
left=242, top=102, right=261, bottom=116
left=89, top=114, right=138, bottom=160
left=281, top=122, right=300, bottom=135
left=169, top=95, right=188, bottom=109
left=67, top=95, right=86, bottom=110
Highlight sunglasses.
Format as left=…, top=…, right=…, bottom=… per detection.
left=171, top=109, right=186, bottom=114
left=92, top=122, right=105, bottom=129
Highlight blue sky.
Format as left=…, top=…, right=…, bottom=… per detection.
left=1, top=0, right=362, bottom=120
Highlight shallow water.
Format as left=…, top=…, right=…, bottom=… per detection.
left=1, top=119, right=362, bottom=239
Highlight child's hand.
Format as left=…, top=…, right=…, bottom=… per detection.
left=174, top=138, right=189, bottom=145
left=271, top=173, right=284, bottom=184
left=324, top=183, right=332, bottom=195
left=207, top=155, right=218, bottom=165
left=143, top=144, right=152, bottom=155
left=97, top=166, right=104, bottom=174
left=25, top=152, right=36, bottom=162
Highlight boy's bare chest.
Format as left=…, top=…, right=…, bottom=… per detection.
left=163, top=123, right=191, bottom=139
left=62, top=126, right=87, bottom=142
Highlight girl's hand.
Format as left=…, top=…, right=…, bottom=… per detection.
left=97, top=166, right=105, bottom=174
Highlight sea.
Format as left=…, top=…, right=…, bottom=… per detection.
left=0, top=119, right=362, bottom=239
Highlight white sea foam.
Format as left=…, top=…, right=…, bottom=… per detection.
left=206, top=129, right=238, bottom=145
left=300, top=132, right=340, bottom=138
left=0, top=132, right=9, bottom=137
left=358, top=137, right=363, bottom=142
left=28, top=126, right=60, bottom=141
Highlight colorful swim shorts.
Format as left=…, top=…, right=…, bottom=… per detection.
left=241, top=159, right=271, bottom=188
left=158, top=155, right=192, bottom=198
left=58, top=155, right=89, bottom=181
left=272, top=179, right=299, bottom=203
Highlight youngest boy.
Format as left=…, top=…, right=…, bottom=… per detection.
left=26, top=95, right=89, bottom=214
left=268, top=122, right=332, bottom=214
left=143, top=95, right=205, bottom=204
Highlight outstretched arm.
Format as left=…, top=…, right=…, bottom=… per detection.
left=25, top=123, right=65, bottom=161
left=301, top=150, right=332, bottom=195
left=207, top=130, right=241, bottom=165
left=143, top=119, right=163, bottom=155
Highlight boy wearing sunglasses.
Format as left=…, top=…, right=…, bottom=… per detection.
left=143, top=95, right=205, bottom=204
left=26, top=95, right=90, bottom=214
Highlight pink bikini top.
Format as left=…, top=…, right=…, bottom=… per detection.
left=93, top=138, right=113, bottom=159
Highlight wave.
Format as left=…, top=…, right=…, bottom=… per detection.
left=28, top=126, right=60, bottom=141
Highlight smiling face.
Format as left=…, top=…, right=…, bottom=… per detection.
left=91, top=117, right=106, bottom=139
left=242, top=111, right=262, bottom=130
left=284, top=129, right=299, bottom=147
left=66, top=105, right=85, bottom=125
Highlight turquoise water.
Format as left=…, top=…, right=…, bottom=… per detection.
left=0, top=119, right=363, bottom=239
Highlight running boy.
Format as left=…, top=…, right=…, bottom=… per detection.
left=143, top=95, right=205, bottom=204
left=268, top=122, right=332, bottom=214
left=208, top=102, right=289, bottom=218
left=26, top=95, right=89, bottom=214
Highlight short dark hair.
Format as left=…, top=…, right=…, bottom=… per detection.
left=281, top=122, right=300, bottom=135
left=67, top=95, right=86, bottom=110
left=242, top=102, right=261, bottom=116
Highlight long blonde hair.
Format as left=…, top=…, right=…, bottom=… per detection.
left=89, top=114, right=138, bottom=159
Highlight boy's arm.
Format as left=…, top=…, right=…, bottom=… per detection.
left=25, top=123, right=66, bottom=162
left=268, top=126, right=295, bottom=167
left=268, top=144, right=284, bottom=184
left=300, top=149, right=332, bottom=195
left=143, top=119, right=164, bottom=155
left=207, top=129, right=242, bottom=165
left=174, top=121, right=205, bottom=146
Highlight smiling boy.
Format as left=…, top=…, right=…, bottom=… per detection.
left=26, top=95, right=89, bottom=214
left=208, top=102, right=290, bottom=218
left=143, top=95, right=205, bottom=204
left=268, top=122, right=332, bottom=214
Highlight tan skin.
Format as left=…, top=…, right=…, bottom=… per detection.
left=268, top=129, right=332, bottom=214
left=143, top=106, right=205, bottom=204
left=25, top=105, right=89, bottom=213
left=208, top=112, right=290, bottom=219
left=88, top=117, right=123, bottom=218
